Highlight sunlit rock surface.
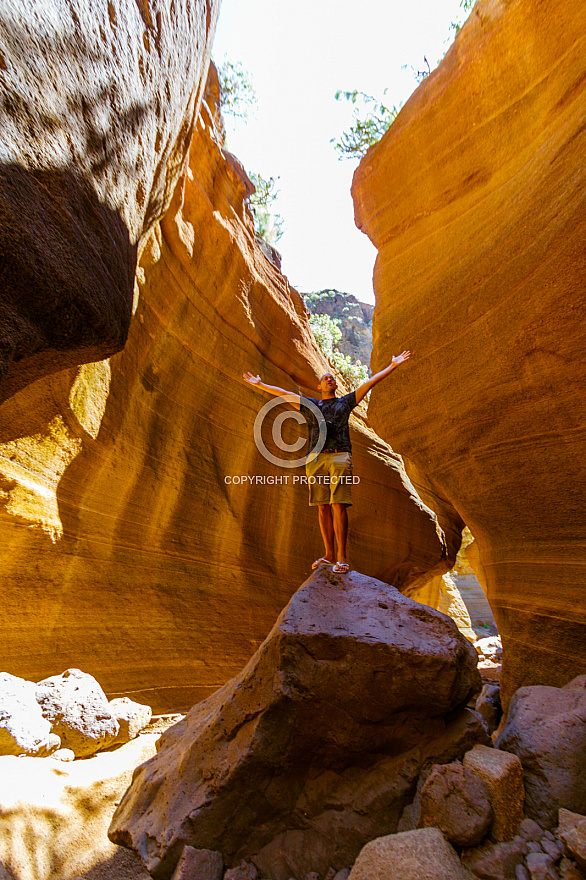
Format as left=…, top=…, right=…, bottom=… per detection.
left=0, top=71, right=448, bottom=712
left=352, top=0, right=586, bottom=705
left=0, top=0, right=219, bottom=401
left=109, top=569, right=481, bottom=880
left=406, top=573, right=477, bottom=643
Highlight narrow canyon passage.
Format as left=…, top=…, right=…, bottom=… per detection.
left=0, top=0, right=585, bottom=878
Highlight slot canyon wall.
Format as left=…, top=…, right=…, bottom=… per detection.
left=0, top=61, right=450, bottom=711
left=352, top=0, right=586, bottom=706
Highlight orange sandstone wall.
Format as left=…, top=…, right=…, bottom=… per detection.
left=352, top=0, right=586, bottom=705
left=0, top=76, right=447, bottom=712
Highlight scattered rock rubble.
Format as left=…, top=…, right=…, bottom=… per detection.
left=0, top=668, right=152, bottom=758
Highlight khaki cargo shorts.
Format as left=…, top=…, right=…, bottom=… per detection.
left=305, top=451, right=353, bottom=506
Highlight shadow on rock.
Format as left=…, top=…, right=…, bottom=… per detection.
left=0, top=163, right=136, bottom=403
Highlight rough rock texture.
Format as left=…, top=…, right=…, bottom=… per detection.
left=352, top=0, right=586, bottom=706
left=0, top=0, right=220, bottom=402
left=0, top=69, right=449, bottom=711
left=36, top=667, right=119, bottom=757
left=559, top=811, right=586, bottom=872
left=495, top=677, right=586, bottom=828
left=0, top=672, right=56, bottom=756
left=109, top=570, right=481, bottom=880
left=461, top=837, right=528, bottom=880
left=526, top=852, right=558, bottom=880
left=419, top=762, right=493, bottom=847
left=0, top=734, right=157, bottom=880
left=302, top=289, right=373, bottom=366
left=110, top=697, right=153, bottom=745
left=171, top=847, right=223, bottom=880
left=348, top=828, right=475, bottom=880
left=464, top=744, right=525, bottom=841
left=224, top=863, right=258, bottom=880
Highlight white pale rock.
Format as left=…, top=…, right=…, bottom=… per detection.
left=109, top=697, right=152, bottom=744
left=35, top=668, right=119, bottom=757
left=0, top=672, right=56, bottom=756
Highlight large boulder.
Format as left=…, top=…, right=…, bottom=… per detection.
left=36, top=668, right=119, bottom=757
left=0, top=672, right=57, bottom=756
left=352, top=0, right=586, bottom=706
left=0, top=0, right=220, bottom=402
left=495, top=676, right=586, bottom=828
left=109, top=569, right=481, bottom=880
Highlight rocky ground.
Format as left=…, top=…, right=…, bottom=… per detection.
left=1, top=574, right=585, bottom=880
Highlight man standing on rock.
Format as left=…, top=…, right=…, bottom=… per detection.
left=243, top=351, right=410, bottom=573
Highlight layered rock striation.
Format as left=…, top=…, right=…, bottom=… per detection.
left=352, top=0, right=586, bottom=705
left=109, top=569, right=482, bottom=880
left=0, top=0, right=220, bottom=401
left=0, top=70, right=449, bottom=711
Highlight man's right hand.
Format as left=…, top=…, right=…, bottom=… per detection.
left=242, top=371, right=300, bottom=408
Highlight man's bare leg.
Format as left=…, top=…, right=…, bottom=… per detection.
left=317, top=504, right=335, bottom=562
left=332, top=503, right=349, bottom=564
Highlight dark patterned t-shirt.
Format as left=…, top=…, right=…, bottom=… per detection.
left=300, top=391, right=358, bottom=455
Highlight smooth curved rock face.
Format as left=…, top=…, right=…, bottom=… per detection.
left=0, top=74, right=449, bottom=712
left=0, top=0, right=219, bottom=401
left=352, top=0, right=586, bottom=705
left=109, top=570, right=481, bottom=880
left=495, top=676, right=586, bottom=829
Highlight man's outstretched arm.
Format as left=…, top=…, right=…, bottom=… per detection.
left=354, top=350, right=411, bottom=404
left=243, top=372, right=301, bottom=409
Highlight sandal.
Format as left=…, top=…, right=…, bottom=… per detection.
left=333, top=562, right=350, bottom=573
left=312, top=557, right=334, bottom=569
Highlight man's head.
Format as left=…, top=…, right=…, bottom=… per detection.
left=318, top=373, right=337, bottom=398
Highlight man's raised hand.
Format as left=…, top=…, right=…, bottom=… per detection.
left=243, top=372, right=262, bottom=385
left=392, top=350, right=411, bottom=367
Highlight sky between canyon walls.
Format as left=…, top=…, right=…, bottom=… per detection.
left=212, top=0, right=469, bottom=303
